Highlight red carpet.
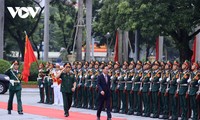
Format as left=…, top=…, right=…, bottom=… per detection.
left=0, top=102, right=126, bottom=120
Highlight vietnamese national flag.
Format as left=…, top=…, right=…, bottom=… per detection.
left=191, top=36, right=197, bottom=63
left=22, top=35, right=37, bottom=82
left=114, top=31, right=119, bottom=62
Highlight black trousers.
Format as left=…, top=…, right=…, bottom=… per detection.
left=62, top=92, right=72, bottom=114
left=97, top=94, right=111, bottom=118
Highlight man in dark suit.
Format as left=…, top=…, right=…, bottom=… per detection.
left=97, top=66, right=111, bottom=120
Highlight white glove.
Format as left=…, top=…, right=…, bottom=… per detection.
left=187, top=78, right=191, bottom=83
left=124, top=86, right=127, bottom=89
left=10, top=80, right=14, bottom=86
left=85, top=75, right=87, bottom=78
left=110, top=76, right=113, bottom=80
left=79, top=75, right=82, bottom=79
left=177, top=79, right=180, bottom=83
left=159, top=78, right=162, bottom=82
left=124, top=76, right=127, bottom=80
left=140, top=77, right=143, bottom=81
left=198, top=80, right=200, bottom=84
left=91, top=75, right=94, bottom=79
left=10, top=64, right=14, bottom=69
left=166, top=77, right=170, bottom=82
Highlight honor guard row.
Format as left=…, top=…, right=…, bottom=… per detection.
left=69, top=60, right=200, bottom=120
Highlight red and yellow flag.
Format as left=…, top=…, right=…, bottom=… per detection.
left=22, top=35, right=37, bottom=82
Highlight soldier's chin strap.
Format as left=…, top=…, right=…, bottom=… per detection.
left=9, top=68, right=20, bottom=86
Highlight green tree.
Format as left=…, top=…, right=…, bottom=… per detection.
left=4, top=0, right=44, bottom=60
left=50, top=0, right=77, bottom=54
left=95, top=0, right=200, bottom=62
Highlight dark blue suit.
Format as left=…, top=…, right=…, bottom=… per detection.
left=97, top=73, right=111, bottom=119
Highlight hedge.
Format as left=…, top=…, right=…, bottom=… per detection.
left=0, top=59, right=46, bottom=82
left=0, top=59, right=11, bottom=74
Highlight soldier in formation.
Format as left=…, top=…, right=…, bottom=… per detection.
left=36, top=60, right=200, bottom=119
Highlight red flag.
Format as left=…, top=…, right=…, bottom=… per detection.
left=156, top=37, right=159, bottom=60
left=191, top=36, right=197, bottom=63
left=22, top=35, right=37, bottom=82
left=114, top=31, right=119, bottom=62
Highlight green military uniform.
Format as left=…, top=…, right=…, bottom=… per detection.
left=77, top=67, right=83, bottom=108
left=169, top=60, right=180, bottom=120
left=189, top=65, right=199, bottom=120
left=72, top=68, right=78, bottom=107
left=92, top=61, right=100, bottom=110
left=119, top=68, right=128, bottom=114
left=73, top=61, right=83, bottom=108
left=48, top=67, right=54, bottom=104
left=82, top=62, right=89, bottom=108
left=84, top=67, right=91, bottom=108
left=72, top=62, right=78, bottom=107
left=150, top=61, right=161, bottom=118
left=160, top=70, right=170, bottom=119
left=37, top=65, right=45, bottom=103
left=43, top=65, right=50, bottom=104
left=59, top=62, right=76, bottom=117
left=178, top=60, right=190, bottom=120
left=159, top=61, right=172, bottom=119
left=141, top=61, right=151, bottom=117
left=111, top=62, right=120, bottom=113
left=127, top=67, right=135, bottom=115
left=5, top=61, right=23, bottom=114
left=133, top=70, right=142, bottom=115
left=87, top=61, right=94, bottom=109
left=133, top=61, right=143, bottom=116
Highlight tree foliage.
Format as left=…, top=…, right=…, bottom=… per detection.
left=4, top=0, right=44, bottom=60
left=50, top=0, right=77, bottom=54
left=95, top=0, right=200, bottom=62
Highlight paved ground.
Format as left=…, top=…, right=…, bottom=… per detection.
left=0, top=88, right=157, bottom=120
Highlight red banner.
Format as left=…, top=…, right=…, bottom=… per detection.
left=22, top=35, right=37, bottom=82
left=191, top=36, right=197, bottom=63
left=114, top=31, right=119, bottom=62
left=156, top=37, right=159, bottom=60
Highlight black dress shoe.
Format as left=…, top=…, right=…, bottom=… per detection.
left=136, top=113, right=142, bottom=116
left=113, top=109, right=118, bottom=113
left=127, top=111, right=133, bottom=115
left=97, top=117, right=100, bottom=120
left=152, top=115, right=158, bottom=118
left=120, top=111, right=126, bottom=114
left=65, top=113, right=69, bottom=117
left=44, top=102, right=49, bottom=104
left=160, top=115, right=168, bottom=119
left=8, top=110, right=11, bottom=114
left=83, top=105, right=87, bottom=108
left=37, top=101, right=44, bottom=103
left=18, top=111, right=23, bottom=115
